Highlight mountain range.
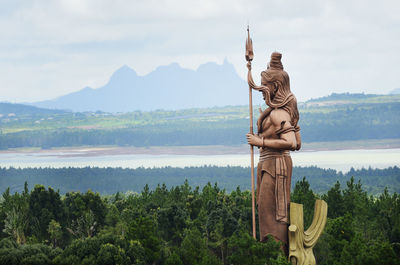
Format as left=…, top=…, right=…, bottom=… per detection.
left=32, top=59, right=250, bottom=112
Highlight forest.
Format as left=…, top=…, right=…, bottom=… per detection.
left=0, top=94, right=399, bottom=149
left=1, top=166, right=399, bottom=195
left=1, top=93, right=399, bottom=264
left=0, top=177, right=399, bottom=265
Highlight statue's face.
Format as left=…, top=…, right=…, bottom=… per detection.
left=261, top=83, right=276, bottom=102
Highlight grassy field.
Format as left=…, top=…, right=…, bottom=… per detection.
left=0, top=106, right=251, bottom=133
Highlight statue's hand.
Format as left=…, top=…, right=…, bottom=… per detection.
left=246, top=133, right=262, bottom=147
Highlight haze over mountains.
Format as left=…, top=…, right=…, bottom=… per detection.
left=32, top=59, right=251, bottom=112
left=27, top=59, right=400, bottom=113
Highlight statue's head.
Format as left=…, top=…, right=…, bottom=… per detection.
left=259, top=52, right=299, bottom=126
left=260, top=52, right=291, bottom=105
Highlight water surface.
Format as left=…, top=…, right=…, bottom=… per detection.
left=0, top=148, right=399, bottom=173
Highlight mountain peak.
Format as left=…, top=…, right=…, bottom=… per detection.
left=108, top=65, right=138, bottom=85
left=111, top=65, right=137, bottom=78
left=197, top=59, right=235, bottom=73
left=32, top=60, right=247, bottom=112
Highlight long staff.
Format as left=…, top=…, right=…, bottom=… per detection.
left=245, top=26, right=256, bottom=240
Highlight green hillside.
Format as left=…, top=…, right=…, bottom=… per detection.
left=0, top=102, right=66, bottom=116
left=0, top=93, right=399, bottom=149
left=306, top=92, right=400, bottom=104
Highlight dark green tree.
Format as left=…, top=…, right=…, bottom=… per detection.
left=322, top=181, right=344, bottom=218
left=373, top=188, right=400, bottom=243
left=28, top=185, right=64, bottom=241
left=291, top=177, right=316, bottom=228
left=227, top=230, right=288, bottom=265
left=64, top=190, right=107, bottom=238
left=179, top=227, right=210, bottom=265
left=127, top=216, right=161, bottom=264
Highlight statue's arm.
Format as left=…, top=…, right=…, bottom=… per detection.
left=246, top=109, right=297, bottom=150
left=295, top=130, right=301, bottom=150
left=265, top=110, right=297, bottom=150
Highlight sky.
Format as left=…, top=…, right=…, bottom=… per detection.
left=0, top=0, right=399, bottom=103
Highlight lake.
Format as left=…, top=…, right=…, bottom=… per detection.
left=0, top=148, right=399, bottom=172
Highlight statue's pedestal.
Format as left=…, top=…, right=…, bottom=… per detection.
left=288, top=200, right=328, bottom=265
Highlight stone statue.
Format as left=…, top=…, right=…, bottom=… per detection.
left=246, top=51, right=301, bottom=252
left=245, top=29, right=327, bottom=264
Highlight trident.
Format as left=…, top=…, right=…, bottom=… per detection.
left=245, top=26, right=256, bottom=240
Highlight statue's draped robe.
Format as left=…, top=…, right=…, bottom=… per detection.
left=257, top=113, right=292, bottom=245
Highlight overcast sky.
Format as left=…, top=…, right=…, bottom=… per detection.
left=0, top=0, right=399, bottom=103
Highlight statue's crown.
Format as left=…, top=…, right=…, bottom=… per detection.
left=269, top=52, right=284, bottom=70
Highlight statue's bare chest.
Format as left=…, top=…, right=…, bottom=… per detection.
left=258, top=115, right=279, bottom=139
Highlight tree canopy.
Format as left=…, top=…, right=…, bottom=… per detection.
left=0, top=177, right=399, bottom=264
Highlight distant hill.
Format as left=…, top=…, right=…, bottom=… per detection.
left=304, top=92, right=400, bottom=107
left=32, top=59, right=249, bottom=112
left=1, top=92, right=399, bottom=149
left=307, top=92, right=379, bottom=102
left=0, top=102, right=66, bottom=116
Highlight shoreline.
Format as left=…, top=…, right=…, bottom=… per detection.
left=0, top=138, right=399, bottom=157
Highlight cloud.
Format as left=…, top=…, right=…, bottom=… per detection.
left=0, top=0, right=399, bottom=102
